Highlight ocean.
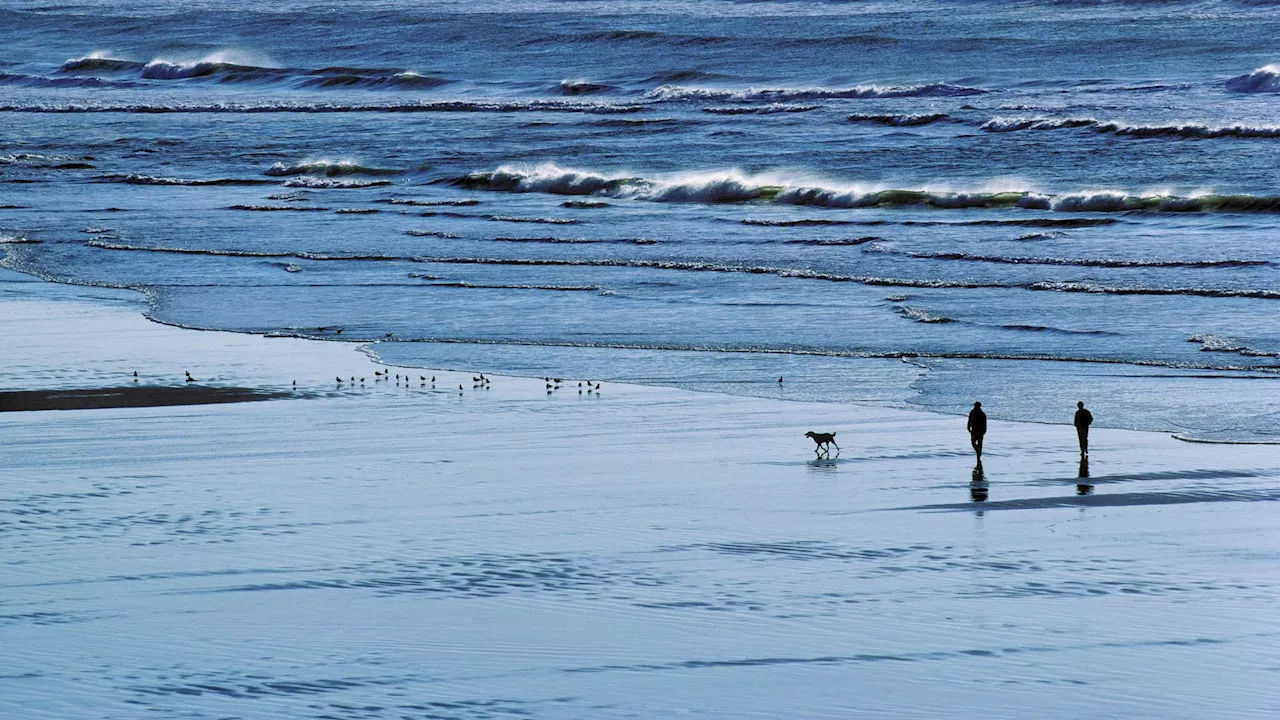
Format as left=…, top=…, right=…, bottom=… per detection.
left=3, top=0, right=1279, bottom=440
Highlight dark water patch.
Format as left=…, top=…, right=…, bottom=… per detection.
left=562, top=200, right=611, bottom=208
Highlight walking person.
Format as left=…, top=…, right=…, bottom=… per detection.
left=967, top=401, right=987, bottom=459
left=1074, top=401, right=1093, bottom=456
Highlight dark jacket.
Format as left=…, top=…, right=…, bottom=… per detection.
left=967, top=407, right=987, bottom=435
left=1074, top=408, right=1093, bottom=429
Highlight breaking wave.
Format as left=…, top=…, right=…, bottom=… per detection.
left=1226, top=65, right=1280, bottom=93
left=982, top=116, right=1280, bottom=139
left=646, top=82, right=985, bottom=102
left=56, top=53, right=448, bottom=90
left=266, top=160, right=402, bottom=177
left=447, top=164, right=1280, bottom=214
left=702, top=104, right=818, bottom=114
left=92, top=173, right=275, bottom=186
left=282, top=176, right=393, bottom=189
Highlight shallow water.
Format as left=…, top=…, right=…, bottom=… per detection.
left=2, top=284, right=1280, bottom=719
left=2, top=0, right=1279, bottom=440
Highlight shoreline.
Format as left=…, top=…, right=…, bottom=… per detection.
left=4, top=266, right=1268, bottom=444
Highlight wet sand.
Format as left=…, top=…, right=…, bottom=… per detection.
left=0, top=385, right=286, bottom=412
left=1, top=271, right=1278, bottom=719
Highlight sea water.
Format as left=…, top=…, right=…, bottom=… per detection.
left=2, top=0, right=1279, bottom=440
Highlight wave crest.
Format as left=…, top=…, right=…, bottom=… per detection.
left=1226, top=65, right=1280, bottom=93
left=982, top=115, right=1280, bottom=139
left=448, top=164, right=1280, bottom=214
left=646, top=82, right=984, bottom=102
left=266, top=160, right=402, bottom=177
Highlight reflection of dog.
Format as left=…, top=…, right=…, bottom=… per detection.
left=804, top=431, right=839, bottom=457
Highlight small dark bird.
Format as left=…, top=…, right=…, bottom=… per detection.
left=292, top=380, right=296, bottom=386
left=385, top=332, right=393, bottom=338
left=420, top=376, right=426, bottom=381
left=554, top=378, right=563, bottom=383
left=133, top=371, right=138, bottom=377
left=578, top=382, right=583, bottom=387
left=360, top=378, right=365, bottom=384
left=350, top=376, right=355, bottom=382
left=778, top=377, right=783, bottom=384
left=335, top=328, right=343, bottom=335
left=375, top=370, right=384, bottom=376
left=595, top=383, right=601, bottom=390
left=431, top=376, right=436, bottom=382
left=336, top=377, right=343, bottom=383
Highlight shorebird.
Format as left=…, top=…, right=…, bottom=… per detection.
left=336, top=376, right=344, bottom=383
left=778, top=376, right=783, bottom=384
left=431, top=376, right=435, bottom=382
left=133, top=370, right=138, bottom=378
left=335, top=328, right=343, bottom=335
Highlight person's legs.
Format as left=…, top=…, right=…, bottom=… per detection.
left=971, top=433, right=983, bottom=457
left=1077, top=427, right=1088, bottom=455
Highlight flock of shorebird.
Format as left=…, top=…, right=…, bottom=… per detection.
left=133, top=368, right=606, bottom=397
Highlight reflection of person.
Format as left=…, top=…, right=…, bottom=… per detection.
left=970, top=461, right=987, bottom=502
left=1074, top=401, right=1093, bottom=456
left=967, top=402, right=987, bottom=458
left=1077, top=455, right=1092, bottom=495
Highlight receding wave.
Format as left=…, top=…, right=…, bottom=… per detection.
left=0, top=100, right=647, bottom=114
left=872, top=246, right=1270, bottom=268
left=897, top=306, right=953, bottom=324
left=486, top=236, right=657, bottom=245
left=647, top=83, right=985, bottom=102
left=847, top=112, right=951, bottom=126
left=1028, top=281, right=1280, bottom=300
left=1226, top=65, right=1280, bottom=93
left=93, top=173, right=275, bottom=186
left=266, top=160, right=402, bottom=177
left=447, top=164, right=1280, bottom=214
left=1188, top=334, right=1277, bottom=357
left=423, top=281, right=602, bottom=292
left=982, top=115, right=1280, bottom=139
left=297, top=71, right=448, bottom=91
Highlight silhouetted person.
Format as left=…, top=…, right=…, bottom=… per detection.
left=1074, top=401, right=1093, bottom=456
left=967, top=401, right=987, bottom=458
left=970, top=460, right=987, bottom=502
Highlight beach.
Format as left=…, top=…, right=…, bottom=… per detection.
left=2, top=270, right=1277, bottom=718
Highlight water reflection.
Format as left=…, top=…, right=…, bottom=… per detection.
left=1076, top=455, right=1093, bottom=495
left=969, top=461, right=988, bottom=502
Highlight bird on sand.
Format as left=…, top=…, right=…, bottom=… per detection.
left=336, top=377, right=344, bottom=383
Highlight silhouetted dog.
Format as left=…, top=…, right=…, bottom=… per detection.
left=805, top=431, right=839, bottom=457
